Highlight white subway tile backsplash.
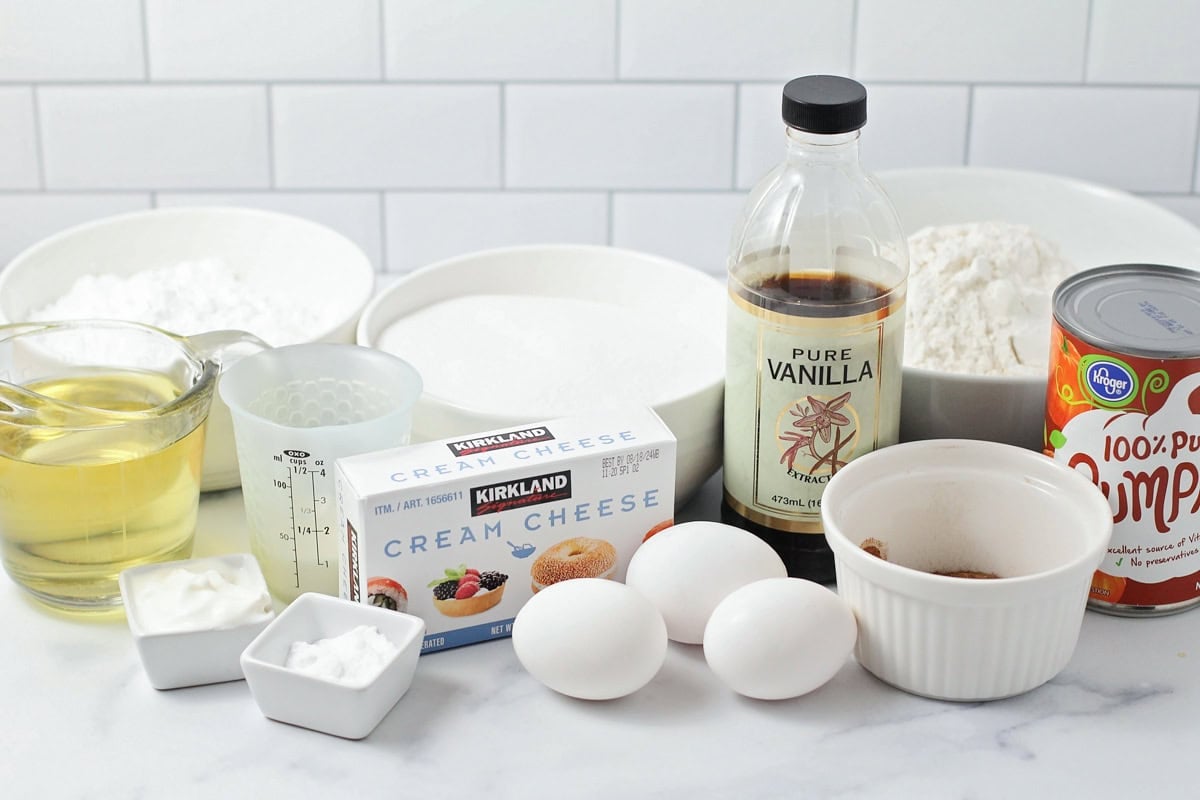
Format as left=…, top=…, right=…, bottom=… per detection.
left=273, top=86, right=500, bottom=189
left=384, top=192, right=608, bottom=272
left=0, top=0, right=144, bottom=81
left=611, top=192, right=745, bottom=275
left=736, top=83, right=786, bottom=190
left=156, top=192, right=384, bottom=269
left=734, top=82, right=970, bottom=191
left=506, top=84, right=734, bottom=189
left=0, top=88, right=39, bottom=188
left=0, top=193, right=151, bottom=270
left=856, top=0, right=1088, bottom=83
left=1088, top=0, right=1200, bottom=85
left=384, top=0, right=614, bottom=80
left=1142, top=195, right=1200, bottom=232
left=39, top=87, right=270, bottom=190
left=862, top=84, right=969, bottom=172
left=969, top=87, right=1199, bottom=193
left=4, top=0, right=1200, bottom=275
left=145, top=0, right=380, bottom=80
left=619, top=0, right=851, bottom=80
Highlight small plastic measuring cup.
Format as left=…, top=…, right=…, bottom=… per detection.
left=219, top=343, right=421, bottom=602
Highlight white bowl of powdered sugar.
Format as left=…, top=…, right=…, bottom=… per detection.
left=0, top=207, right=376, bottom=490
left=879, top=167, right=1200, bottom=451
left=357, top=245, right=725, bottom=507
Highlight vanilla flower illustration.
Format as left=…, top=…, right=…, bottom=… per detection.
left=790, top=392, right=852, bottom=443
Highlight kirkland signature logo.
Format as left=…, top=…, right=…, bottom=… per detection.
left=469, top=470, right=572, bottom=516
left=1084, top=358, right=1136, bottom=406
left=447, top=426, right=555, bottom=456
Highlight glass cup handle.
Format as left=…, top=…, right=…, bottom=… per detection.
left=184, top=329, right=270, bottom=372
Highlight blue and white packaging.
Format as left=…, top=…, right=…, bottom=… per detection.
left=336, top=408, right=676, bottom=653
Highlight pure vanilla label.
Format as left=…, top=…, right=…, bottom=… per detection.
left=724, top=290, right=904, bottom=532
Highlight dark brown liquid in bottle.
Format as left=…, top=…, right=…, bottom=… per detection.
left=724, top=269, right=893, bottom=585
left=741, top=271, right=891, bottom=316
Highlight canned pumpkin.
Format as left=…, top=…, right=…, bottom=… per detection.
left=1046, top=264, right=1200, bottom=616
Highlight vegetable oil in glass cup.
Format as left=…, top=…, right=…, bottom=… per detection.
left=0, top=320, right=259, bottom=613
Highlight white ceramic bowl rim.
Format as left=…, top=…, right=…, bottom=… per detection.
left=903, top=364, right=1045, bottom=385
left=881, top=164, right=1169, bottom=207
left=357, top=243, right=725, bottom=417
left=0, top=205, right=376, bottom=345
left=118, top=553, right=273, bottom=639
left=823, top=439, right=1113, bottom=602
left=242, top=593, right=425, bottom=692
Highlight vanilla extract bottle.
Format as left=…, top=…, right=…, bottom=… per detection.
left=722, top=75, right=908, bottom=583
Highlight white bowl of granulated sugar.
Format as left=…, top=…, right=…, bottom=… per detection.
left=0, top=207, right=376, bottom=490
left=356, top=244, right=726, bottom=507
left=878, top=167, right=1200, bottom=452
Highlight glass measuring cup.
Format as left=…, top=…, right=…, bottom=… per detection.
left=219, top=343, right=422, bottom=603
left=0, top=320, right=263, bottom=613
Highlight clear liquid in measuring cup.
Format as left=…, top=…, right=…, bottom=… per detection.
left=264, top=447, right=337, bottom=600
left=220, top=343, right=422, bottom=605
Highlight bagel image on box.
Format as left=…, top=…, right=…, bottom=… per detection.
left=335, top=408, right=676, bottom=653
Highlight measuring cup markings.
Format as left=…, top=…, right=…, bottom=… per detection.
left=274, top=449, right=333, bottom=590
left=221, top=343, right=422, bottom=603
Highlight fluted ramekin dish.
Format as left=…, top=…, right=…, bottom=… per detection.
left=821, top=439, right=1113, bottom=702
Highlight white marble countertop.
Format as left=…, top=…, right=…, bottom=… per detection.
left=4, top=470, right=1198, bottom=799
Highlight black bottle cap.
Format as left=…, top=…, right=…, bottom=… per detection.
left=782, top=75, right=867, bottom=134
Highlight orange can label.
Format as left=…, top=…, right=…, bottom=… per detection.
left=1045, top=311, right=1200, bottom=613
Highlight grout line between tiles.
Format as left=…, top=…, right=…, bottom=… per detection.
left=849, top=0, right=860, bottom=77
left=730, top=83, right=740, bottom=189
left=499, top=84, right=506, bottom=188
left=139, top=0, right=152, bottom=81
left=377, top=0, right=387, bottom=80
left=0, top=187, right=750, bottom=196
left=1191, top=91, right=1200, bottom=193
left=265, top=85, right=276, bottom=188
left=13, top=78, right=1200, bottom=89
left=1081, top=0, right=1095, bottom=83
left=963, top=84, right=975, bottom=166
left=614, top=0, right=622, bottom=78
left=29, top=86, right=47, bottom=190
left=378, top=191, right=390, bottom=271
left=606, top=191, right=614, bottom=245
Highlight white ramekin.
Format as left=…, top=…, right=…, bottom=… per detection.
left=821, top=439, right=1113, bottom=701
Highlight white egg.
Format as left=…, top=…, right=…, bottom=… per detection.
left=703, top=577, right=856, bottom=700
left=625, top=521, right=787, bottom=644
left=511, top=578, right=667, bottom=700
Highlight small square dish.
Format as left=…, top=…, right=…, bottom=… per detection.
left=119, top=554, right=276, bottom=690
left=240, top=593, right=425, bottom=740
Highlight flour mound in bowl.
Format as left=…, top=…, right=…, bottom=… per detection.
left=904, top=222, right=1074, bottom=377
left=376, top=294, right=723, bottom=417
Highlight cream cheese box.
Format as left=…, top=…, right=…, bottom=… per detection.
left=335, top=408, right=676, bottom=652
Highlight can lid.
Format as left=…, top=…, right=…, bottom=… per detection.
left=1053, top=264, right=1200, bottom=358
left=782, top=75, right=867, bottom=134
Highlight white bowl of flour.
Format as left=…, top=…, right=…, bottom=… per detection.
left=357, top=245, right=725, bottom=506
left=879, top=167, right=1200, bottom=451
left=0, top=207, right=376, bottom=490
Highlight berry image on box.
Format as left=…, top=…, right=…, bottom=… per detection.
left=429, top=565, right=509, bottom=617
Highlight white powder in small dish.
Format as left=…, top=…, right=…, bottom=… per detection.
left=30, top=259, right=335, bottom=346
left=284, top=625, right=399, bottom=687
left=903, top=222, right=1075, bottom=377
left=376, top=294, right=724, bottom=418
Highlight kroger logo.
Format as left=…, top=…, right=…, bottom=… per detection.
left=1084, top=360, right=1135, bottom=404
